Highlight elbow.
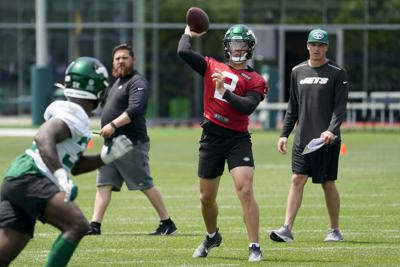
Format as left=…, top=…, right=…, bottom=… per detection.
left=70, top=164, right=83, bottom=176
left=246, top=104, right=258, bottom=115
left=34, top=133, right=52, bottom=156
left=70, top=168, right=79, bottom=176
left=177, top=49, right=186, bottom=59
left=34, top=132, right=46, bottom=148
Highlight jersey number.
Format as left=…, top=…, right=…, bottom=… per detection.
left=62, top=137, right=89, bottom=169
left=214, top=71, right=238, bottom=102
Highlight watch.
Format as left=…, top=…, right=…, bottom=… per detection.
left=110, top=122, right=118, bottom=130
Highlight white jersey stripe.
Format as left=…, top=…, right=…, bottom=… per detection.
left=328, top=63, right=342, bottom=70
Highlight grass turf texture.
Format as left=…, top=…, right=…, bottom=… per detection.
left=0, top=129, right=399, bottom=266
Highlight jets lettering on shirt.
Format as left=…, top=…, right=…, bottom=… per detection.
left=300, top=77, right=329, bottom=84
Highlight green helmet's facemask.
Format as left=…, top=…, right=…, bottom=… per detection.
left=223, top=24, right=256, bottom=63
left=56, top=57, right=109, bottom=109
left=226, top=40, right=250, bottom=63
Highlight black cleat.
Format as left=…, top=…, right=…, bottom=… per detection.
left=149, top=221, right=177, bottom=235
left=86, top=222, right=101, bottom=235
left=192, top=228, right=222, bottom=258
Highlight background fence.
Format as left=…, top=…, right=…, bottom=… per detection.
left=0, top=0, right=399, bottom=128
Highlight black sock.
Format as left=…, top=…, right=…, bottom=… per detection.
left=161, top=218, right=173, bottom=225
left=90, top=221, right=101, bottom=228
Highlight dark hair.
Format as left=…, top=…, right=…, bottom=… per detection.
left=112, top=43, right=134, bottom=58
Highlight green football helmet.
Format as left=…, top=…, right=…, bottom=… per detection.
left=223, top=24, right=256, bottom=62
left=58, top=57, right=109, bottom=103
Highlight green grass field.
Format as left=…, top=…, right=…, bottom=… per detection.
left=1, top=129, right=399, bottom=266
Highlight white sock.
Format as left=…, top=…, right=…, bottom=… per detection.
left=249, top=242, right=260, bottom=248
left=207, top=232, right=216, bottom=238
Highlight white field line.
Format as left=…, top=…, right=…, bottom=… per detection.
left=23, top=245, right=399, bottom=256
left=76, top=202, right=400, bottom=209
left=34, top=228, right=400, bottom=238
left=98, top=261, right=240, bottom=267
left=172, top=265, right=240, bottom=267
left=98, top=261, right=239, bottom=267
left=0, top=128, right=37, bottom=136
left=76, top=193, right=400, bottom=202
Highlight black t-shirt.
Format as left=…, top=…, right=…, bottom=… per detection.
left=281, top=60, right=349, bottom=148
left=101, top=71, right=149, bottom=143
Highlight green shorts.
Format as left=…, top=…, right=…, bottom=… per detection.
left=97, top=141, right=154, bottom=191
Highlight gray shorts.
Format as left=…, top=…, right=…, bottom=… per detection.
left=97, top=141, right=154, bottom=191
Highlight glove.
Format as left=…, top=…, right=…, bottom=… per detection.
left=100, top=135, right=133, bottom=164
left=53, top=168, right=78, bottom=203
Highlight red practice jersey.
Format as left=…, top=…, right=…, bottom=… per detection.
left=203, top=57, right=268, bottom=132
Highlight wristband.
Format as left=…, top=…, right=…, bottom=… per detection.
left=110, top=122, right=118, bottom=130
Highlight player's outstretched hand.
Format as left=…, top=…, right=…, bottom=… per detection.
left=53, top=168, right=78, bottom=203
left=101, top=134, right=133, bottom=164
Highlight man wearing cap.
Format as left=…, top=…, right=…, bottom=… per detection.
left=269, top=28, right=348, bottom=242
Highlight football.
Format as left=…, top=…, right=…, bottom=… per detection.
left=186, top=7, right=209, bottom=33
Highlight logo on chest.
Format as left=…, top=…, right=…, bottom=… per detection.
left=300, top=77, right=329, bottom=85
left=240, top=72, right=252, bottom=80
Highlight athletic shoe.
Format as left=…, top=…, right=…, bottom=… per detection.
left=192, top=229, right=222, bottom=258
left=248, top=244, right=262, bottom=262
left=87, top=222, right=101, bottom=235
left=324, top=228, right=344, bottom=242
left=149, top=221, right=177, bottom=235
left=270, top=224, right=294, bottom=242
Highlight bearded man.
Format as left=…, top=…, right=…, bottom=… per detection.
left=87, top=44, right=177, bottom=236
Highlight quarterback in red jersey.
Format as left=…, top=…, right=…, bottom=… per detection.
left=178, top=24, right=268, bottom=262
left=203, top=56, right=268, bottom=132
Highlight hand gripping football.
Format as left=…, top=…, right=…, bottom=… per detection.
left=186, top=7, right=209, bottom=33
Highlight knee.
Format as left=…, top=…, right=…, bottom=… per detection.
left=68, top=217, right=89, bottom=238
left=199, top=192, right=215, bottom=207
left=291, top=174, right=307, bottom=188
left=321, top=181, right=337, bottom=192
left=76, top=219, right=90, bottom=236
left=236, top=185, right=254, bottom=203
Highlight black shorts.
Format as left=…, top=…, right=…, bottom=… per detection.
left=292, top=141, right=341, bottom=184
left=0, top=175, right=59, bottom=237
left=198, top=129, right=254, bottom=179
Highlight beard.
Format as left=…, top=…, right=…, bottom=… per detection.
left=112, top=63, right=134, bottom=78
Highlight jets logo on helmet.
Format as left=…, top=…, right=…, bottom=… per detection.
left=223, top=24, right=256, bottom=63
left=56, top=57, right=109, bottom=107
left=95, top=65, right=108, bottom=79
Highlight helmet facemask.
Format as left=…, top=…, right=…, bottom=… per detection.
left=223, top=24, right=256, bottom=63
left=226, top=40, right=250, bottom=63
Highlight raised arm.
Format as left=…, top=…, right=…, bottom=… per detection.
left=177, top=25, right=207, bottom=76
